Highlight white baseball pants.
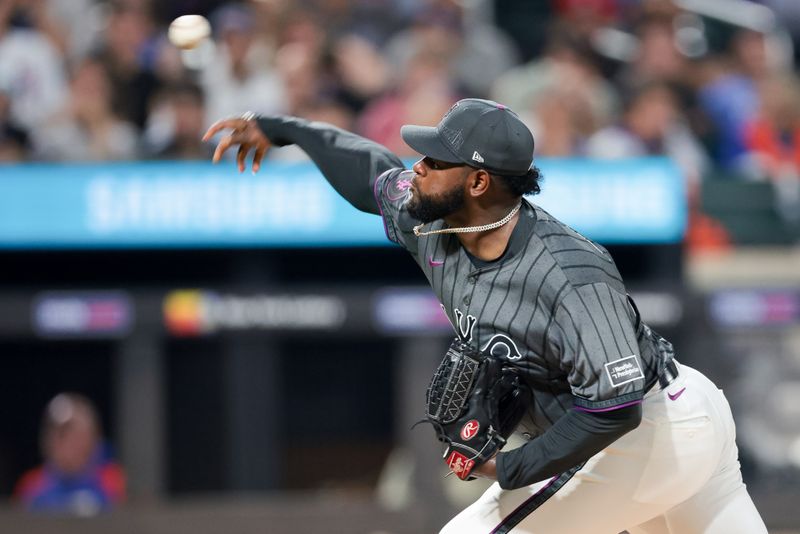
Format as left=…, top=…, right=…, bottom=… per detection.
left=439, top=364, right=767, bottom=534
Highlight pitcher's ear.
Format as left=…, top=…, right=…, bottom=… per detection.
left=467, top=168, right=491, bottom=198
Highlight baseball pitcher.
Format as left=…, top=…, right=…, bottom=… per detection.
left=203, top=99, right=767, bottom=533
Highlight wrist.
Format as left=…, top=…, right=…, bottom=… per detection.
left=495, top=452, right=511, bottom=489
left=473, top=456, right=498, bottom=480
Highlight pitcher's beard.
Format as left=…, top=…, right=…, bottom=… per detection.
left=406, top=186, right=465, bottom=223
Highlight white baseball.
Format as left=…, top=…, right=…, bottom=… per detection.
left=168, top=15, right=211, bottom=50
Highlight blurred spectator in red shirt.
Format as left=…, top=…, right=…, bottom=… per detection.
left=743, top=73, right=800, bottom=222
left=552, top=0, right=619, bottom=40
left=14, top=393, right=125, bottom=516
left=744, top=73, right=800, bottom=178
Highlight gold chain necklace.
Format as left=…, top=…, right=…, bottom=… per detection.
left=412, top=202, right=522, bottom=237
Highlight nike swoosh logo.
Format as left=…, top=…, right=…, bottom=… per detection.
left=428, top=257, right=445, bottom=267
left=667, top=387, right=686, bottom=401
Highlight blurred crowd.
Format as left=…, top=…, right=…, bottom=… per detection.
left=1, top=0, right=800, bottom=222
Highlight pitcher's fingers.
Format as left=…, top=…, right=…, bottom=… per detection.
left=212, top=135, right=235, bottom=163
left=236, top=144, right=249, bottom=173
left=252, top=144, right=267, bottom=173
left=202, top=118, right=246, bottom=142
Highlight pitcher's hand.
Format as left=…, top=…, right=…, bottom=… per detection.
left=202, top=114, right=271, bottom=173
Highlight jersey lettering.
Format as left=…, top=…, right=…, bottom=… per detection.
left=482, top=334, right=523, bottom=360
left=454, top=308, right=477, bottom=343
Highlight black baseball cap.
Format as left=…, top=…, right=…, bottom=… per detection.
left=401, top=98, right=534, bottom=176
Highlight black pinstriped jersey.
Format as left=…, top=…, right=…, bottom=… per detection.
left=374, top=167, right=675, bottom=437
left=254, top=113, right=661, bottom=487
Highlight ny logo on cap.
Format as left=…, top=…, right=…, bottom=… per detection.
left=471, top=151, right=484, bottom=163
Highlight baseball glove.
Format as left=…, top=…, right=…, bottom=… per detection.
left=424, top=337, right=531, bottom=480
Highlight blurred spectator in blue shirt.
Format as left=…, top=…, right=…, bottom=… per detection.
left=13, top=393, right=126, bottom=516
left=697, top=29, right=772, bottom=170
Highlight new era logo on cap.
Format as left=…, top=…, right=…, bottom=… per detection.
left=471, top=151, right=484, bottom=163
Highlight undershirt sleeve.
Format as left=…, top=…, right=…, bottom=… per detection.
left=496, top=403, right=642, bottom=490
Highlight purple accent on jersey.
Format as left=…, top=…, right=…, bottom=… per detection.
left=573, top=399, right=642, bottom=413
left=373, top=171, right=391, bottom=240
left=497, top=104, right=507, bottom=110
left=428, top=257, right=445, bottom=267
left=668, top=387, right=686, bottom=401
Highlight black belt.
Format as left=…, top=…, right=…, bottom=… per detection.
left=658, top=359, right=679, bottom=389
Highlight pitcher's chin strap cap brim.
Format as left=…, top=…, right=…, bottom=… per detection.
left=400, top=125, right=463, bottom=165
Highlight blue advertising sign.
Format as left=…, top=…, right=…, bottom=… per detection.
left=534, top=158, right=687, bottom=243
left=0, top=158, right=686, bottom=248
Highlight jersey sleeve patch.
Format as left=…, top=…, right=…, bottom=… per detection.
left=605, top=355, right=644, bottom=388
left=549, top=283, right=646, bottom=405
